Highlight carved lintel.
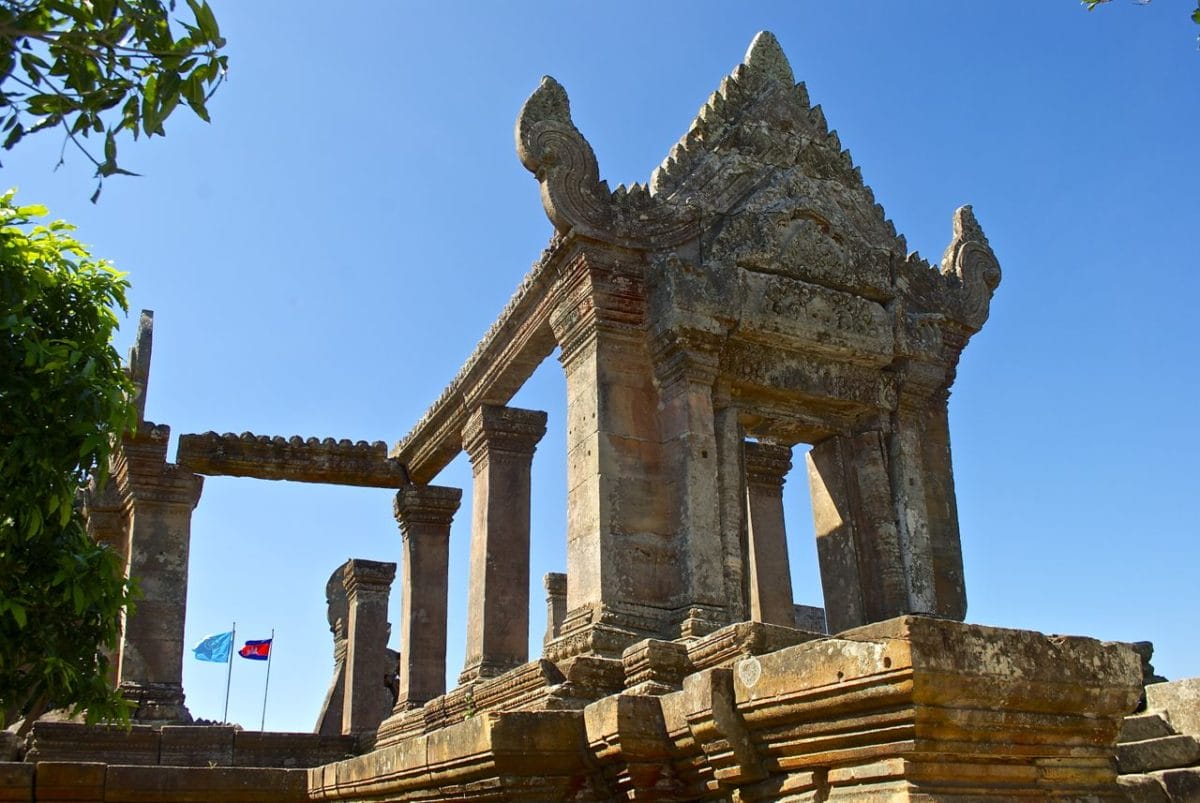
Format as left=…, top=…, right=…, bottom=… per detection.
left=177, top=431, right=409, bottom=488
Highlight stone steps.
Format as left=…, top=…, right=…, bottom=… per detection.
left=1118, top=768, right=1200, bottom=802
left=1118, top=734, right=1200, bottom=775
left=1123, top=711, right=1177, bottom=743
left=1116, top=703, right=1200, bottom=800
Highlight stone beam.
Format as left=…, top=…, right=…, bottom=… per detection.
left=390, top=240, right=564, bottom=484
left=177, top=432, right=408, bottom=488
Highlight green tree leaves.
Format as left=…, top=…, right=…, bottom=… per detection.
left=0, top=0, right=228, bottom=200
left=0, top=189, right=136, bottom=730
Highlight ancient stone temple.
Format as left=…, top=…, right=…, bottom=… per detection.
left=10, top=30, right=1199, bottom=803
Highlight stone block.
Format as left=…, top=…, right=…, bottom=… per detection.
left=25, top=723, right=159, bottom=766
left=1147, top=678, right=1200, bottom=739
left=1152, top=767, right=1200, bottom=801
left=1118, top=735, right=1200, bottom=775
left=793, top=603, right=827, bottom=634
left=103, top=765, right=307, bottom=802
left=32, top=761, right=104, bottom=803
left=1123, top=711, right=1177, bottom=743
left=158, top=724, right=235, bottom=767
left=231, top=731, right=356, bottom=768
left=621, top=638, right=690, bottom=694
left=1117, top=774, right=1171, bottom=802
left=0, top=763, right=33, bottom=803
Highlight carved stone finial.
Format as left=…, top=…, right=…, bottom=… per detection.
left=743, top=31, right=794, bottom=85
left=516, top=76, right=699, bottom=249
left=127, top=309, right=153, bottom=424
left=940, top=205, right=1002, bottom=332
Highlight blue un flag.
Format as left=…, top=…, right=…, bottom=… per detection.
left=192, top=631, right=234, bottom=662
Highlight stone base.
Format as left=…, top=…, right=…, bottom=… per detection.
left=316, top=617, right=1143, bottom=801
left=120, top=680, right=192, bottom=724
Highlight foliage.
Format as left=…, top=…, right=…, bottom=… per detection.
left=1084, top=0, right=1200, bottom=31
left=0, top=188, right=136, bottom=731
left=0, top=0, right=227, bottom=200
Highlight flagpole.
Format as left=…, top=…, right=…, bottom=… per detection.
left=222, top=621, right=236, bottom=723
left=259, top=628, right=274, bottom=731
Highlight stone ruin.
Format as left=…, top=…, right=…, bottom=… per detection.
left=7, top=31, right=1200, bottom=802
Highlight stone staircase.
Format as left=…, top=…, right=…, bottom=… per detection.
left=1117, top=706, right=1200, bottom=801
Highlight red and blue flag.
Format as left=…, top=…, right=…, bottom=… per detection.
left=239, top=639, right=272, bottom=660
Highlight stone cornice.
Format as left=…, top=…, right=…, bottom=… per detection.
left=461, top=405, right=548, bottom=464
left=743, top=441, right=792, bottom=490
left=341, top=559, right=397, bottom=598
left=392, top=485, right=462, bottom=533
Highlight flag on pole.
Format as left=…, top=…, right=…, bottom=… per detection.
left=193, top=631, right=234, bottom=662
left=239, top=639, right=272, bottom=661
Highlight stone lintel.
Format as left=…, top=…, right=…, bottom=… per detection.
left=177, top=431, right=408, bottom=488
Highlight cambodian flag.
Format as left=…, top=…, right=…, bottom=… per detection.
left=239, top=639, right=272, bottom=660
left=192, top=631, right=234, bottom=662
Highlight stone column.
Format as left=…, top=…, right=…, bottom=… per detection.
left=807, top=430, right=908, bottom=634
left=393, top=484, right=461, bottom=710
left=81, top=478, right=130, bottom=689
left=543, top=573, right=567, bottom=646
left=459, top=405, right=547, bottom=683
left=547, top=246, right=675, bottom=658
left=341, top=559, right=397, bottom=734
left=112, top=424, right=203, bottom=722
left=743, top=441, right=796, bottom=627
left=654, top=335, right=727, bottom=639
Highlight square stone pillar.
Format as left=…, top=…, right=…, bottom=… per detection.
left=341, top=559, right=397, bottom=735
left=547, top=247, right=676, bottom=658
left=392, top=484, right=461, bottom=710
left=460, top=405, right=547, bottom=683
left=743, top=441, right=796, bottom=627
left=81, top=477, right=130, bottom=689
left=807, top=430, right=916, bottom=634
left=112, top=424, right=203, bottom=722
left=653, top=337, right=728, bottom=639
left=543, top=572, right=567, bottom=646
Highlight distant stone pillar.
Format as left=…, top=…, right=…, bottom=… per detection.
left=112, top=424, right=203, bottom=722
left=393, top=484, right=461, bottom=710
left=81, top=478, right=130, bottom=689
left=460, top=405, right=547, bottom=683
left=744, top=441, right=795, bottom=627
left=807, top=431, right=909, bottom=634
left=543, top=573, right=567, bottom=646
left=341, top=559, right=396, bottom=734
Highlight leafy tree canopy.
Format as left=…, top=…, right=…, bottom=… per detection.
left=0, top=188, right=136, bottom=731
left=0, top=0, right=227, bottom=200
left=1084, top=0, right=1200, bottom=32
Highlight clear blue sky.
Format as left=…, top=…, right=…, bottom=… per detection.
left=6, top=2, right=1199, bottom=732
